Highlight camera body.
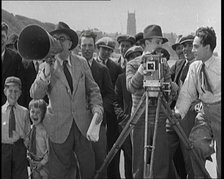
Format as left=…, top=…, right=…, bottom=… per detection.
left=142, top=53, right=170, bottom=97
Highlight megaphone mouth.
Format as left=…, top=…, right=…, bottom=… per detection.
left=18, top=25, right=50, bottom=60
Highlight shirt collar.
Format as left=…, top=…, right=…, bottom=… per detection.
left=88, top=57, right=93, bottom=67
left=204, top=55, right=215, bottom=68
left=56, top=54, right=71, bottom=67
left=2, top=101, right=18, bottom=111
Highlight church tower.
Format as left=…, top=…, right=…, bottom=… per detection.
left=127, top=11, right=136, bottom=36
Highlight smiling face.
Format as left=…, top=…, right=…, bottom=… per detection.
left=29, top=106, right=43, bottom=125
left=4, top=85, right=21, bottom=105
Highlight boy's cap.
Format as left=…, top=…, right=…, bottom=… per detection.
left=5, top=76, right=22, bottom=87
left=95, top=37, right=116, bottom=50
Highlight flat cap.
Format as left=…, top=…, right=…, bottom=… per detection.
left=124, top=45, right=143, bottom=59
left=117, top=35, right=136, bottom=45
left=5, top=76, right=22, bottom=88
left=96, top=37, right=116, bottom=50
left=180, top=34, right=195, bottom=45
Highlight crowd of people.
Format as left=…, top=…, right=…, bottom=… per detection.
left=1, top=20, right=221, bottom=179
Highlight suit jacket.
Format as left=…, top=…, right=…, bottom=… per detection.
left=20, top=60, right=48, bottom=108
left=30, top=54, right=103, bottom=143
left=114, top=71, right=132, bottom=127
left=170, top=59, right=186, bottom=86
left=90, top=59, right=114, bottom=124
left=2, top=48, right=23, bottom=105
left=102, top=58, right=123, bottom=88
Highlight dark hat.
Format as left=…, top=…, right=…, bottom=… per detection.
left=124, top=45, right=143, bottom=59
left=180, top=34, right=195, bottom=45
left=50, top=21, right=78, bottom=50
left=135, top=32, right=144, bottom=43
left=143, top=24, right=168, bottom=44
left=6, top=33, right=18, bottom=46
left=117, top=35, right=135, bottom=45
left=95, top=37, right=116, bottom=50
left=2, top=22, right=9, bottom=34
left=5, top=76, right=22, bottom=88
left=171, top=35, right=183, bottom=51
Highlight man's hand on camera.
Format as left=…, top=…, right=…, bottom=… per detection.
left=137, top=64, right=144, bottom=75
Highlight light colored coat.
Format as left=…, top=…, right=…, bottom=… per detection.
left=30, top=54, right=103, bottom=144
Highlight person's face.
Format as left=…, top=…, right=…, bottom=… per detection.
left=80, top=37, right=95, bottom=61
left=127, top=51, right=142, bottom=61
left=175, top=44, right=184, bottom=58
left=119, top=41, right=132, bottom=58
left=145, top=38, right=163, bottom=52
left=182, top=41, right=194, bottom=61
left=53, top=33, right=72, bottom=52
left=4, top=85, right=21, bottom=105
left=98, top=47, right=113, bottom=60
left=2, top=30, right=8, bottom=53
left=192, top=36, right=208, bottom=62
left=29, top=107, right=42, bottom=125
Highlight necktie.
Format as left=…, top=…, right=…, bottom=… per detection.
left=29, top=125, right=36, bottom=155
left=35, top=61, right=39, bottom=73
left=180, top=61, right=190, bottom=83
left=201, top=63, right=212, bottom=93
left=8, top=105, right=16, bottom=138
left=63, top=60, right=73, bottom=93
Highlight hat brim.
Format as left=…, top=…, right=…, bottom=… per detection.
left=97, top=44, right=114, bottom=50
left=5, top=82, right=21, bottom=87
left=180, top=39, right=193, bottom=45
left=50, top=29, right=78, bottom=50
left=143, top=36, right=168, bottom=44
left=172, top=43, right=180, bottom=51
left=125, top=50, right=143, bottom=58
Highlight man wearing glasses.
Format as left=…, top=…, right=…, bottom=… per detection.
left=30, top=22, right=104, bottom=179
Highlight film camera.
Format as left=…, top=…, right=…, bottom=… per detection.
left=142, top=53, right=171, bottom=97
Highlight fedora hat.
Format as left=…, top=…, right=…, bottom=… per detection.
left=50, top=21, right=78, bottom=50
left=171, top=35, right=183, bottom=51
left=143, top=24, right=168, bottom=44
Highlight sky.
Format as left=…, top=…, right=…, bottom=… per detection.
left=2, top=0, right=221, bottom=54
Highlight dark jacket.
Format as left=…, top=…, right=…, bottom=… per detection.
left=90, top=59, right=114, bottom=124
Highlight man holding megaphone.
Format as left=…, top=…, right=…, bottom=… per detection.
left=28, top=22, right=104, bottom=179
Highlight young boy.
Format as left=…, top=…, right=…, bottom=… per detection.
left=26, top=99, right=49, bottom=179
left=1, top=76, right=31, bottom=179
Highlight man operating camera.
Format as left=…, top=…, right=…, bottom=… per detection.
left=126, top=24, right=178, bottom=178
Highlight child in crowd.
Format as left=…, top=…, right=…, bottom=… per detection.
left=1, top=76, right=31, bottom=179
left=26, top=99, right=49, bottom=179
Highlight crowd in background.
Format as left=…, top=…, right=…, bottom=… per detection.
left=1, top=21, right=221, bottom=179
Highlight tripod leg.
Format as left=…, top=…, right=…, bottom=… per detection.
left=148, top=94, right=161, bottom=179
left=160, top=96, right=211, bottom=179
left=94, top=93, right=147, bottom=179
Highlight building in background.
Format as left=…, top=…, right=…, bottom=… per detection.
left=127, top=11, right=136, bottom=36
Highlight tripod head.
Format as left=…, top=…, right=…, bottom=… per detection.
left=142, top=53, right=171, bottom=97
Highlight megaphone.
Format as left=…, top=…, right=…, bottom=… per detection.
left=18, top=25, right=63, bottom=60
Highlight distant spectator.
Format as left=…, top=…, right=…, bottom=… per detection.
left=134, top=32, right=145, bottom=49
left=172, top=35, right=184, bottom=60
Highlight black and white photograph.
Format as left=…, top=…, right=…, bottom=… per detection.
left=2, top=0, right=221, bottom=178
